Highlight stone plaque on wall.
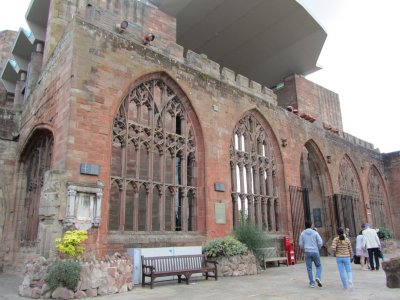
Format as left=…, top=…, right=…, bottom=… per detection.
left=215, top=203, right=226, bottom=224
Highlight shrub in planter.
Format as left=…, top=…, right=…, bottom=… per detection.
left=55, top=230, right=88, bottom=259
left=378, top=228, right=393, bottom=240
left=45, top=260, right=81, bottom=292
left=233, top=222, right=272, bottom=259
left=203, top=236, right=247, bottom=258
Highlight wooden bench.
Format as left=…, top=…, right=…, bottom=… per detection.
left=258, top=247, right=288, bottom=268
left=141, top=254, right=218, bottom=289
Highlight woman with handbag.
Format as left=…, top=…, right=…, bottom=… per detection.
left=332, top=227, right=354, bottom=290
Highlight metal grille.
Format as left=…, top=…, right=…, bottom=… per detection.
left=289, top=186, right=310, bottom=262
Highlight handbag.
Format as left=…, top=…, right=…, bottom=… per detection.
left=353, top=255, right=361, bottom=264
left=377, top=249, right=384, bottom=260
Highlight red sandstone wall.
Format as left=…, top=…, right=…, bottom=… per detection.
left=0, top=30, right=17, bottom=108
left=43, top=0, right=176, bottom=66
left=11, top=8, right=395, bottom=257
left=277, top=74, right=343, bottom=132
left=384, top=152, right=400, bottom=239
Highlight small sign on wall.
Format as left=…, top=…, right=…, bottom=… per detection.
left=214, top=182, right=225, bottom=192
left=80, top=163, right=100, bottom=175
left=215, top=202, right=226, bottom=224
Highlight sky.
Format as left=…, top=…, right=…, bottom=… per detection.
left=1, top=0, right=399, bottom=153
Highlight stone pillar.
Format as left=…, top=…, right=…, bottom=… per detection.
left=232, top=193, right=239, bottom=228
left=13, top=72, right=26, bottom=110
left=24, top=43, right=43, bottom=103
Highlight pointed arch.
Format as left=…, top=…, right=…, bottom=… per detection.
left=229, top=109, right=285, bottom=232
left=108, top=72, right=205, bottom=233
left=368, top=165, right=391, bottom=229
left=293, top=139, right=334, bottom=251
left=303, top=139, right=333, bottom=196
left=18, top=128, right=54, bottom=242
left=336, top=154, right=365, bottom=236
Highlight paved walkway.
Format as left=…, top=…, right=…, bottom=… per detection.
left=1, top=256, right=400, bottom=300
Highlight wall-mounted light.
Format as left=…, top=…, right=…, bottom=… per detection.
left=144, top=33, right=155, bottom=45
left=116, top=20, right=129, bottom=33
left=365, top=202, right=371, bottom=209
left=326, top=155, right=332, bottom=164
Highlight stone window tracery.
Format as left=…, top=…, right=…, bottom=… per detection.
left=368, top=166, right=386, bottom=227
left=338, top=157, right=360, bottom=198
left=109, top=78, right=197, bottom=232
left=337, top=156, right=363, bottom=235
left=230, top=114, right=279, bottom=231
left=21, top=130, right=53, bottom=241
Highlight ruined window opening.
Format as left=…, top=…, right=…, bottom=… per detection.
left=368, top=166, right=387, bottom=228
left=230, top=114, right=279, bottom=231
left=110, top=78, right=197, bottom=232
left=21, top=131, right=53, bottom=242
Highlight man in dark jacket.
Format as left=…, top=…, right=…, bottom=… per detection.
left=299, top=220, right=323, bottom=288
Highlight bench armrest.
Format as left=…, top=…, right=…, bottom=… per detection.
left=142, top=264, right=155, bottom=272
left=278, top=251, right=288, bottom=257
left=205, top=260, right=218, bottom=267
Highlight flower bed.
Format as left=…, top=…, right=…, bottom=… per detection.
left=19, top=253, right=133, bottom=299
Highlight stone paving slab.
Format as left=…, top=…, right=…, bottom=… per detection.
left=1, top=256, right=400, bottom=300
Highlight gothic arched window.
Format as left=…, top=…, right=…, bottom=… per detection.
left=230, top=113, right=279, bottom=231
left=337, top=156, right=363, bottom=235
left=109, top=78, right=197, bottom=232
left=368, top=166, right=387, bottom=228
left=21, top=130, right=53, bottom=241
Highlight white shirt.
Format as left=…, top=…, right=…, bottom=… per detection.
left=362, top=227, right=381, bottom=249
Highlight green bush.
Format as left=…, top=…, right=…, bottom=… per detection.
left=377, top=227, right=393, bottom=240
left=203, top=236, right=247, bottom=258
left=45, top=260, right=81, bottom=291
left=233, top=222, right=272, bottom=259
left=55, top=230, right=88, bottom=259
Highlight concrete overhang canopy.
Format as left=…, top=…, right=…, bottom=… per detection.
left=25, top=0, right=51, bottom=42
left=1, top=60, right=20, bottom=93
left=12, top=29, right=35, bottom=72
left=149, top=0, right=326, bottom=88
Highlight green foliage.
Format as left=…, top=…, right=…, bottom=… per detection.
left=55, top=230, right=88, bottom=259
left=45, top=260, right=81, bottom=291
left=377, top=227, right=393, bottom=240
left=233, top=222, right=272, bottom=259
left=203, top=236, right=248, bottom=258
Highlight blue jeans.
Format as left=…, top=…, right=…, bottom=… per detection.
left=305, top=252, right=322, bottom=285
left=336, top=257, right=353, bottom=289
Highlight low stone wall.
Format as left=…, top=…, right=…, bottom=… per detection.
left=211, top=253, right=258, bottom=276
left=382, top=256, right=400, bottom=288
left=19, top=253, right=133, bottom=299
left=381, top=240, right=398, bottom=254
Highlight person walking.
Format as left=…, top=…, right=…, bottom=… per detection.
left=356, top=230, right=369, bottom=270
left=362, top=223, right=381, bottom=271
left=332, top=227, right=354, bottom=290
left=299, top=220, right=323, bottom=288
